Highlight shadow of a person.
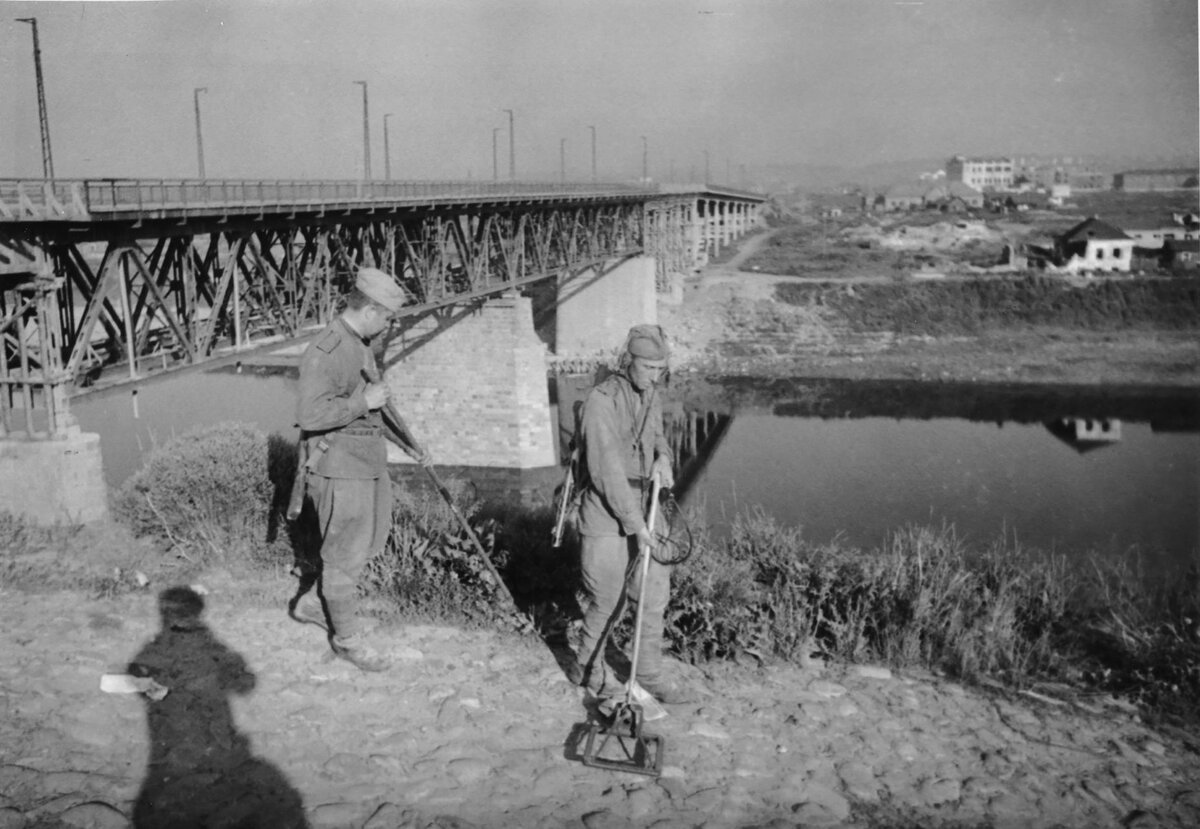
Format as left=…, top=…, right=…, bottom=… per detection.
left=129, top=586, right=310, bottom=829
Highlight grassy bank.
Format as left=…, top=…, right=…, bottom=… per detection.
left=4, top=421, right=1197, bottom=735
left=776, top=276, right=1200, bottom=337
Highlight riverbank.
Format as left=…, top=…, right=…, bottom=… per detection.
left=658, top=229, right=1200, bottom=389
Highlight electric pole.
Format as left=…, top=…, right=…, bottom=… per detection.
left=16, top=18, right=54, bottom=179
left=383, top=113, right=392, bottom=180
left=193, top=87, right=207, bottom=179
left=589, top=125, right=596, bottom=182
left=503, top=109, right=515, bottom=180
left=353, top=81, right=371, bottom=180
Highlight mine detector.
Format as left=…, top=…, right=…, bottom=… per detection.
left=577, top=478, right=667, bottom=777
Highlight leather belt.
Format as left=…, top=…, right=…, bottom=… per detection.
left=340, top=426, right=383, bottom=437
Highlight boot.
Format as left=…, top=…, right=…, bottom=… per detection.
left=331, top=632, right=389, bottom=672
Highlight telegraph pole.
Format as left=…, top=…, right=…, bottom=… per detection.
left=16, top=18, right=54, bottom=179
left=503, top=109, right=515, bottom=180
left=589, top=125, right=596, bottom=182
left=383, top=113, right=392, bottom=180
left=492, top=128, right=500, bottom=181
left=353, top=81, right=371, bottom=180
left=193, top=87, right=207, bottom=179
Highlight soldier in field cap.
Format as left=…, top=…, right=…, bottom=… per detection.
left=288, top=266, right=427, bottom=672
left=570, top=323, right=699, bottom=705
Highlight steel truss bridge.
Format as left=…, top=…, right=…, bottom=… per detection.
left=0, top=178, right=763, bottom=437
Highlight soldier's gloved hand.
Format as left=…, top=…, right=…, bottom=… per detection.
left=364, top=382, right=390, bottom=410
left=651, top=456, right=675, bottom=491
left=415, top=448, right=433, bottom=468
left=636, top=525, right=655, bottom=551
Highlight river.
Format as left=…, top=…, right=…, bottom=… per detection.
left=71, top=366, right=1198, bottom=573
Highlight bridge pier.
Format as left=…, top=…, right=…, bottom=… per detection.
left=382, top=294, right=556, bottom=470
left=0, top=427, right=110, bottom=525
left=554, top=254, right=657, bottom=356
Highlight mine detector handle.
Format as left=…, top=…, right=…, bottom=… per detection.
left=360, top=370, right=527, bottom=623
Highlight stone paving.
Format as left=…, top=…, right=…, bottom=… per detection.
left=1, top=584, right=1198, bottom=829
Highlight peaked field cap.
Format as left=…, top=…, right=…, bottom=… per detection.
left=356, top=267, right=408, bottom=313
left=626, top=323, right=669, bottom=360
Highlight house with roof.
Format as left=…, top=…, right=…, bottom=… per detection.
left=879, top=183, right=928, bottom=212
left=1053, top=217, right=1135, bottom=273
left=1162, top=238, right=1200, bottom=270
left=924, top=181, right=984, bottom=212
left=1119, top=214, right=1200, bottom=250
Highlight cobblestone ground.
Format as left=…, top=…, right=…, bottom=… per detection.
left=1, top=583, right=1199, bottom=829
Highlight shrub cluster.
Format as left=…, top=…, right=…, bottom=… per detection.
left=112, top=422, right=288, bottom=565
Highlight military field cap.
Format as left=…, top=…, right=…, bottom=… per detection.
left=625, top=323, right=669, bottom=360
left=356, top=267, right=408, bottom=313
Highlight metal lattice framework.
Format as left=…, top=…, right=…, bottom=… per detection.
left=0, top=178, right=764, bottom=436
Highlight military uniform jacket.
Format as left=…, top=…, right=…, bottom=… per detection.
left=296, top=317, right=387, bottom=479
left=577, top=372, right=670, bottom=537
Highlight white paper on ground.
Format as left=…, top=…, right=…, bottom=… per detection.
left=100, top=674, right=169, bottom=701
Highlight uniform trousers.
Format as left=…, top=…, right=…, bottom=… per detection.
left=308, top=473, right=392, bottom=638
left=578, top=533, right=671, bottom=689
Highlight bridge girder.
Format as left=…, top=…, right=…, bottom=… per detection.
left=1, top=200, right=650, bottom=400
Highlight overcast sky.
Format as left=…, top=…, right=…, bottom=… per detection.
left=2, top=0, right=1197, bottom=182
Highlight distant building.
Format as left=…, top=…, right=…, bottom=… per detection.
left=925, top=181, right=984, bottom=211
left=1120, top=213, right=1200, bottom=250
left=880, top=183, right=928, bottom=212
left=1162, top=238, right=1200, bottom=270
left=1054, top=216, right=1135, bottom=273
left=946, top=156, right=1014, bottom=191
left=1001, top=192, right=1051, bottom=212
left=1113, top=168, right=1200, bottom=191
left=810, top=192, right=864, bottom=218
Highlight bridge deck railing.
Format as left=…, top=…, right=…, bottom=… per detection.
left=0, top=179, right=763, bottom=222
left=0, top=178, right=675, bottom=222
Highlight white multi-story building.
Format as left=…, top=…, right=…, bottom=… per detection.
left=946, top=156, right=1014, bottom=191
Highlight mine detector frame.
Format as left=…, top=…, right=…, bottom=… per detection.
left=579, top=480, right=665, bottom=777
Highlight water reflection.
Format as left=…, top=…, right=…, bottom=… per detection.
left=674, top=378, right=1198, bottom=573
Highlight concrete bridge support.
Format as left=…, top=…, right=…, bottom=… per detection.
left=382, top=294, right=556, bottom=470
left=554, top=255, right=657, bottom=356
left=0, top=428, right=110, bottom=525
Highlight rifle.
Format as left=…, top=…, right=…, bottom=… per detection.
left=550, top=461, right=574, bottom=548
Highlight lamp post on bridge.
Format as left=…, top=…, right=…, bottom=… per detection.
left=502, top=109, right=515, bottom=180
left=193, top=87, right=207, bottom=180
left=589, top=125, right=596, bottom=182
left=704, top=150, right=710, bottom=184
left=15, top=17, right=54, bottom=179
left=492, top=128, right=501, bottom=181
left=353, top=80, right=371, bottom=181
left=560, top=138, right=566, bottom=184
left=641, top=135, right=647, bottom=183
left=383, top=113, right=392, bottom=180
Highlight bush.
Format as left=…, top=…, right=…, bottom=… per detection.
left=113, top=422, right=277, bottom=562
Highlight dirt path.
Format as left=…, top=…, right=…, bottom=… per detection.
left=1, top=581, right=1198, bottom=829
